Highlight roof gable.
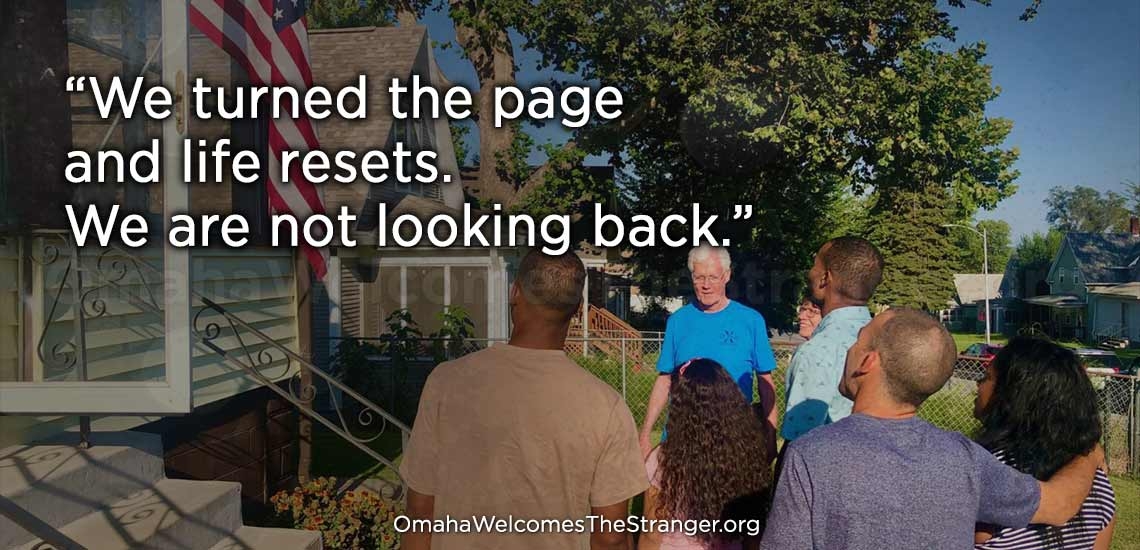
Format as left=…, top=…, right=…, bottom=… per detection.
left=953, top=273, right=1003, bottom=305
left=1060, top=232, right=1140, bottom=284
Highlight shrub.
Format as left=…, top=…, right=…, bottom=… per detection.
left=271, top=477, right=401, bottom=549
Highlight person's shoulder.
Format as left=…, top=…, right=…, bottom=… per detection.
left=786, top=417, right=855, bottom=455
left=727, top=300, right=764, bottom=320
left=666, top=303, right=699, bottom=323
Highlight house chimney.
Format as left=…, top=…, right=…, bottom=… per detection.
left=1132, top=216, right=1140, bottom=237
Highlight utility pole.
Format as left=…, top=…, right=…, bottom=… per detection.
left=944, top=223, right=991, bottom=344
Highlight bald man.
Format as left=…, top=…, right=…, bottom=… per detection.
left=401, top=250, right=647, bottom=550
left=762, top=308, right=1102, bottom=550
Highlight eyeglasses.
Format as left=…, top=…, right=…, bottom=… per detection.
left=691, top=274, right=725, bottom=284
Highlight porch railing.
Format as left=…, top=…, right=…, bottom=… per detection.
left=30, top=236, right=411, bottom=497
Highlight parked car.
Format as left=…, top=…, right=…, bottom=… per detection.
left=1075, top=349, right=1125, bottom=375
left=962, top=343, right=1004, bottom=359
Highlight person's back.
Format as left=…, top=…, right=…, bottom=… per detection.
left=415, top=343, right=643, bottom=529
left=763, top=308, right=1100, bottom=550
left=770, top=414, right=1036, bottom=549
left=399, top=249, right=648, bottom=550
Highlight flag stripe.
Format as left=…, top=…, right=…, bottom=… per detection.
left=190, top=0, right=328, bottom=279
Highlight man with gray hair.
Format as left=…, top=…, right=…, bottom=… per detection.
left=761, top=308, right=1101, bottom=549
left=402, top=249, right=648, bottom=550
left=639, top=244, right=779, bottom=458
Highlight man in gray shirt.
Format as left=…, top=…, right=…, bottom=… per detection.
left=762, top=308, right=1101, bottom=550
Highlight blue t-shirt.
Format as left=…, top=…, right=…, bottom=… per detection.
left=761, top=414, right=1041, bottom=550
left=656, top=300, right=777, bottom=399
left=780, top=306, right=871, bottom=441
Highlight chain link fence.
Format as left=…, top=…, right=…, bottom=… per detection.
left=338, top=336, right=1139, bottom=476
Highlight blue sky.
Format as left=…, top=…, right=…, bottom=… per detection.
left=423, top=2, right=1139, bottom=241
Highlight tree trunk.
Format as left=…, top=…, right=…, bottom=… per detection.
left=450, top=0, right=519, bottom=205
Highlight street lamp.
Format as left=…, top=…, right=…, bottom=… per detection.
left=944, top=223, right=991, bottom=344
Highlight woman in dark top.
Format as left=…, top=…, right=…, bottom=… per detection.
left=973, top=337, right=1116, bottom=550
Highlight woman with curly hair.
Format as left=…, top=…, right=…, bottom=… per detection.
left=641, top=358, right=772, bottom=550
left=973, top=337, right=1116, bottom=550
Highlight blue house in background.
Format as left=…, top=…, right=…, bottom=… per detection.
left=1013, top=220, right=1140, bottom=344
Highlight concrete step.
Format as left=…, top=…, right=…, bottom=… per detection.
left=0, top=432, right=166, bottom=548
left=14, top=479, right=243, bottom=550
left=208, top=526, right=322, bottom=550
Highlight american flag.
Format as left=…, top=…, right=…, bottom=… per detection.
left=189, top=0, right=328, bottom=279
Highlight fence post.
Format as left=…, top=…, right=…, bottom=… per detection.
left=1132, top=376, right=1138, bottom=476
left=621, top=338, right=627, bottom=401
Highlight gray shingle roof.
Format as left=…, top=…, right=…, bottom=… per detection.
left=953, top=274, right=1004, bottom=305
left=1064, top=232, right=1140, bottom=284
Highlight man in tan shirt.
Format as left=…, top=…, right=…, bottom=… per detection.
left=400, top=250, right=649, bottom=550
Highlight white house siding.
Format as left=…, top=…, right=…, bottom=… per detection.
left=1090, top=294, right=1140, bottom=341
left=0, top=244, right=298, bottom=448
left=1, top=240, right=20, bottom=382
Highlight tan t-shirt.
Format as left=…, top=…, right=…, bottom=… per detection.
left=399, top=343, right=649, bottom=550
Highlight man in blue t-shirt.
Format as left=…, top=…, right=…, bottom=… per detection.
left=762, top=308, right=1100, bottom=550
left=637, top=245, right=778, bottom=458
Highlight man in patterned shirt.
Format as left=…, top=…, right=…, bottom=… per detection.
left=780, top=237, right=884, bottom=443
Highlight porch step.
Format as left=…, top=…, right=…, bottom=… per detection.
left=209, top=526, right=322, bottom=550
left=14, top=479, right=242, bottom=550
left=0, top=432, right=166, bottom=548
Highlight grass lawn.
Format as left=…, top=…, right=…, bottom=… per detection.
left=1112, top=475, right=1139, bottom=550
left=952, top=332, right=1009, bottom=352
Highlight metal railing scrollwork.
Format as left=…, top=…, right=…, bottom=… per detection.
left=31, top=234, right=411, bottom=497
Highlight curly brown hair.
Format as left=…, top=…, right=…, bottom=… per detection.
left=656, top=359, right=773, bottom=544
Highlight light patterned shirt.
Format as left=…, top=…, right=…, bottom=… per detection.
left=779, top=306, right=871, bottom=441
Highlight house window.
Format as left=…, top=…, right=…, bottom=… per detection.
left=450, top=267, right=489, bottom=339
left=406, top=266, right=446, bottom=335
left=374, top=264, right=490, bottom=339
left=390, top=117, right=423, bottom=197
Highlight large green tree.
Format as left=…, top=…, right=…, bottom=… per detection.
left=1014, top=228, right=1063, bottom=268
left=1045, top=185, right=1133, bottom=233
left=516, top=1, right=1019, bottom=317
left=951, top=219, right=1013, bottom=274
left=867, top=185, right=959, bottom=310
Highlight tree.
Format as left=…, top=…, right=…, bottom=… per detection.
left=951, top=219, right=1012, bottom=274
left=516, top=1, right=1017, bottom=319
left=1127, top=181, right=1140, bottom=212
left=1044, top=185, right=1131, bottom=233
left=307, top=0, right=396, bottom=29
left=868, top=185, right=959, bottom=311
left=1014, top=228, right=1063, bottom=268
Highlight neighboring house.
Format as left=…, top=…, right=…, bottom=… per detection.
left=996, top=255, right=1052, bottom=337
left=1088, top=282, right=1140, bottom=344
left=942, top=274, right=1005, bottom=333
left=305, top=26, right=521, bottom=365
left=1024, top=220, right=1140, bottom=342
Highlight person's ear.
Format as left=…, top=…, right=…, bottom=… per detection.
left=509, top=282, right=521, bottom=306
left=853, top=349, right=879, bottom=379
